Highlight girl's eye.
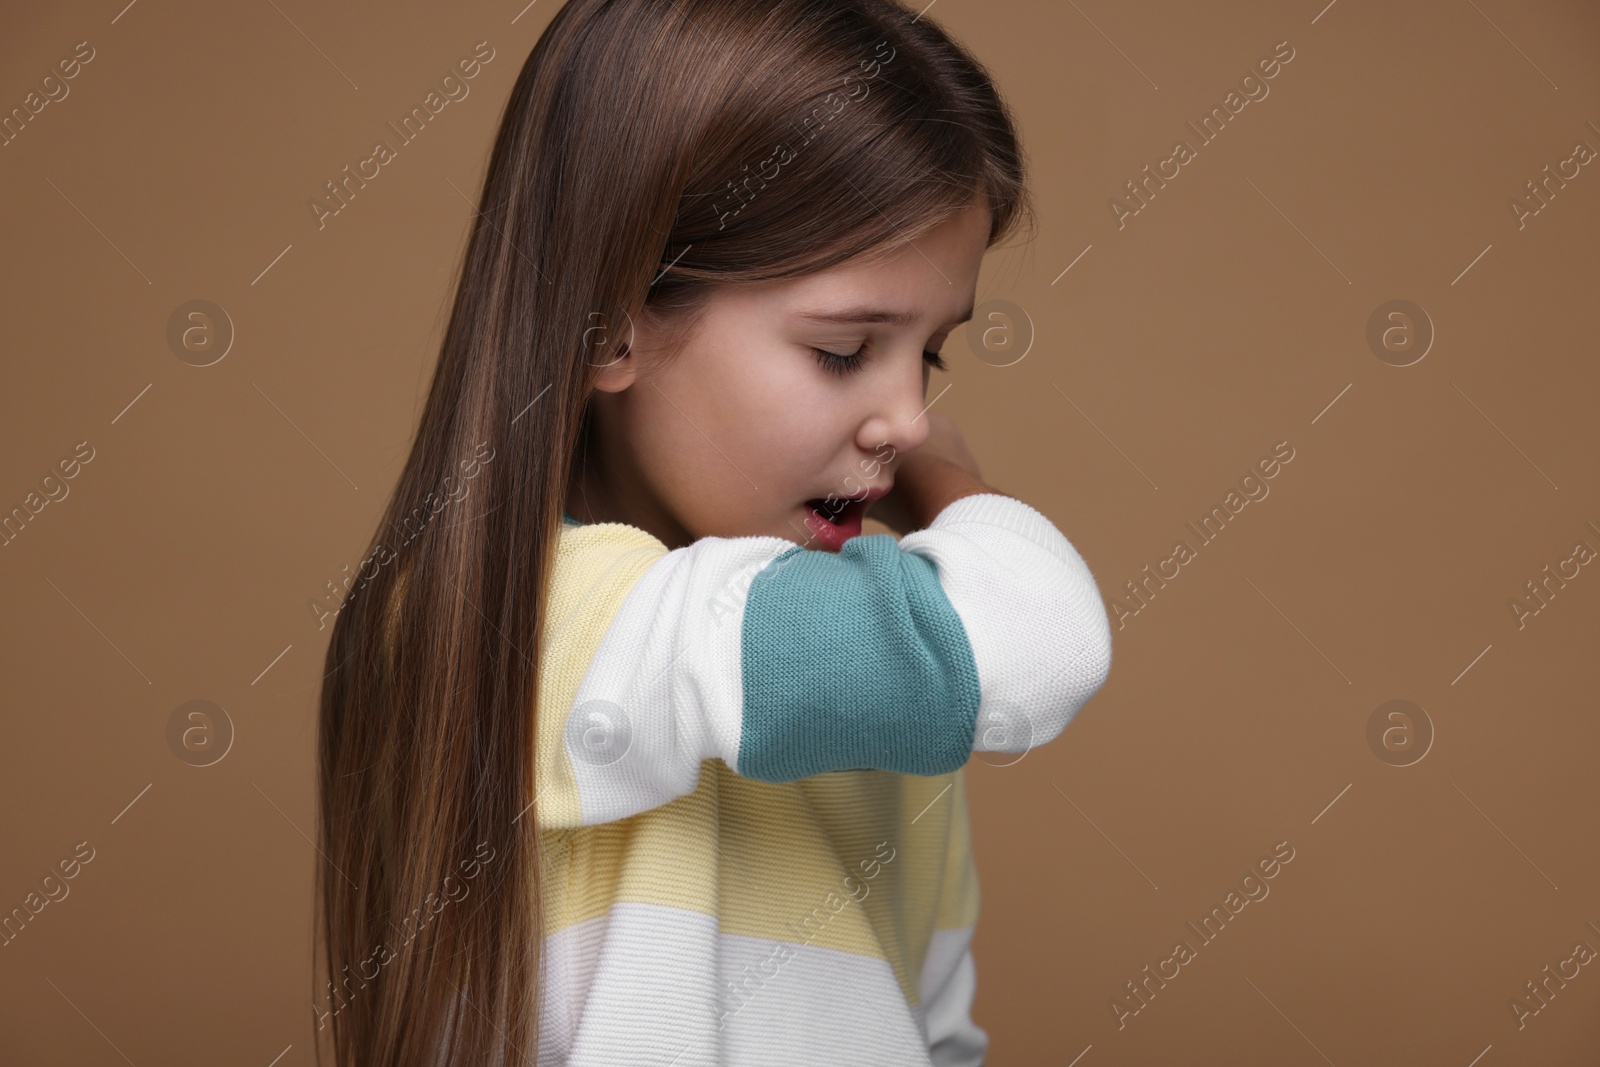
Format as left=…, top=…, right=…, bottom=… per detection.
left=811, top=346, right=949, bottom=377
left=811, top=346, right=868, bottom=377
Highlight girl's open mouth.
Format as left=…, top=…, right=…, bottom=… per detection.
left=803, top=496, right=866, bottom=550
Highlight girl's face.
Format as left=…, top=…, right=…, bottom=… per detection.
left=569, top=197, right=992, bottom=552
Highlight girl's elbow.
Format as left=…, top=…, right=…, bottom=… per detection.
left=1081, top=598, right=1113, bottom=696
left=1005, top=604, right=1114, bottom=750
left=1030, top=674, right=1108, bottom=748
left=966, top=572, right=1114, bottom=755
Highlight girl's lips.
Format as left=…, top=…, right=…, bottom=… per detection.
left=803, top=496, right=867, bottom=551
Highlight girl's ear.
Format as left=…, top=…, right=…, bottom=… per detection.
left=591, top=341, right=637, bottom=393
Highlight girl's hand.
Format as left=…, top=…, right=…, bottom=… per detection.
left=869, top=412, right=997, bottom=535
left=911, top=410, right=984, bottom=481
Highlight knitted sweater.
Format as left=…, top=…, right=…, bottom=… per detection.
left=533, top=492, right=1112, bottom=1066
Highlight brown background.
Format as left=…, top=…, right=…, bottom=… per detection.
left=2, top=0, right=1597, bottom=1063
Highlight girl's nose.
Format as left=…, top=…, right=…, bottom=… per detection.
left=858, top=359, right=934, bottom=457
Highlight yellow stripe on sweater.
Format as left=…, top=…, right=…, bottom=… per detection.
left=535, top=522, right=669, bottom=830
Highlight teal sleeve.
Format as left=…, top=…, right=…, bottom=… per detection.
left=737, top=533, right=982, bottom=782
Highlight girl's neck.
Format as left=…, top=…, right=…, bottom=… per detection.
left=565, top=442, right=691, bottom=549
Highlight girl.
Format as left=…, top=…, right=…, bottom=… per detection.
left=315, top=1, right=1113, bottom=1064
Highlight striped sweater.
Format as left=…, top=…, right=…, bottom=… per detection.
left=533, top=492, right=1112, bottom=1065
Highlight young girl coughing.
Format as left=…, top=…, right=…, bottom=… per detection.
left=315, top=2, right=1113, bottom=1065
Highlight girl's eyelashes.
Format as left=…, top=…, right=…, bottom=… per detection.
left=811, top=345, right=949, bottom=377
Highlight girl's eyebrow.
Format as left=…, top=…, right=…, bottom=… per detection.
left=795, top=303, right=976, bottom=327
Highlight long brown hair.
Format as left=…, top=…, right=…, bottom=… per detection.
left=314, top=0, right=1034, bottom=1061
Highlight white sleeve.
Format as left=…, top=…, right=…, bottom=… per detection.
left=897, top=492, right=1114, bottom=756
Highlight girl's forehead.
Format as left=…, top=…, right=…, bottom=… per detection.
left=701, top=202, right=990, bottom=323
left=716, top=268, right=967, bottom=328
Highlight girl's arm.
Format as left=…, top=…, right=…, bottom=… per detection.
left=537, top=490, right=1112, bottom=828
